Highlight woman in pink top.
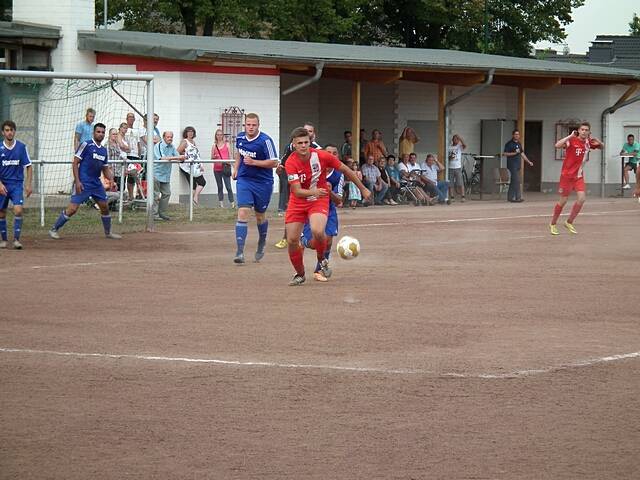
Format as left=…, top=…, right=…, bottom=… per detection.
left=211, top=128, right=235, bottom=208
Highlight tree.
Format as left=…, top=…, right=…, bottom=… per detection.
left=95, top=0, right=584, bottom=58
left=1, top=0, right=11, bottom=21
left=630, top=13, right=640, bottom=36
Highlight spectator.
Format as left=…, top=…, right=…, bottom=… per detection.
left=364, top=129, right=388, bottom=164
left=359, top=128, right=368, bottom=163
left=361, top=154, right=388, bottom=205
left=377, top=157, right=397, bottom=205
left=406, top=153, right=432, bottom=205
left=341, top=130, right=352, bottom=161
left=422, top=154, right=450, bottom=204
left=74, top=107, right=95, bottom=151
left=154, top=131, right=184, bottom=220
left=140, top=113, right=161, bottom=159
left=385, top=155, right=402, bottom=203
left=100, top=171, right=119, bottom=211
left=118, top=122, right=145, bottom=201
left=503, top=129, right=533, bottom=202
left=621, top=134, right=639, bottom=189
left=177, top=126, right=206, bottom=206
left=448, top=134, right=467, bottom=202
left=399, top=126, right=420, bottom=157
left=124, top=112, right=141, bottom=161
left=348, top=160, right=363, bottom=209
left=107, top=128, right=124, bottom=191
left=211, top=128, right=235, bottom=208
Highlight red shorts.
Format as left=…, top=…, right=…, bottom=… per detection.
left=285, top=198, right=330, bottom=224
left=558, top=175, right=585, bottom=195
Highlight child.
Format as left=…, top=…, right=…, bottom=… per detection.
left=348, top=162, right=362, bottom=209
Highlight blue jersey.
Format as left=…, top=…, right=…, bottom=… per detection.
left=75, top=140, right=108, bottom=189
left=235, top=131, right=278, bottom=184
left=0, top=140, right=31, bottom=184
left=326, top=167, right=343, bottom=215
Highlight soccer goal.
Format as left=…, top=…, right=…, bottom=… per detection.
left=0, top=69, right=157, bottom=236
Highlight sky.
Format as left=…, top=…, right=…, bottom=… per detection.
left=535, top=0, right=638, bottom=54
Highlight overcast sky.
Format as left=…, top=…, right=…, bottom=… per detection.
left=535, top=0, right=638, bottom=54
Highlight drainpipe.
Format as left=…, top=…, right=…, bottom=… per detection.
left=444, top=69, right=495, bottom=178
left=600, top=84, right=640, bottom=198
left=282, top=62, right=325, bottom=96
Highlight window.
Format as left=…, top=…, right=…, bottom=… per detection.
left=220, top=106, right=244, bottom=157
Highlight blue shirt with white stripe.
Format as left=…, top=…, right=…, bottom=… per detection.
left=0, top=140, right=31, bottom=183
left=235, top=131, right=278, bottom=184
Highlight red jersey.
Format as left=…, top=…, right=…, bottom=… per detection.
left=561, top=136, right=600, bottom=179
left=285, top=148, right=343, bottom=205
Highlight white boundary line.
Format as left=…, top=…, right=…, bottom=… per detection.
left=159, top=208, right=638, bottom=235
left=1, top=347, right=638, bottom=379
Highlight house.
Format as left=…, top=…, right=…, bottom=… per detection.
left=3, top=0, right=640, bottom=205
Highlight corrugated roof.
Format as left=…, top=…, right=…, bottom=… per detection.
left=78, top=29, right=640, bottom=83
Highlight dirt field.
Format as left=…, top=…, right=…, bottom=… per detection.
left=1, top=196, right=639, bottom=479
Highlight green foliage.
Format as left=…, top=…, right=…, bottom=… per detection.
left=0, top=0, right=11, bottom=21
left=630, top=13, right=640, bottom=36
left=95, top=0, right=584, bottom=58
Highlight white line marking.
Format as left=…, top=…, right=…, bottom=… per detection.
left=1, top=347, right=638, bottom=379
left=158, top=208, right=637, bottom=235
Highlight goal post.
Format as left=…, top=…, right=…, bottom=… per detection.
left=0, top=69, right=156, bottom=234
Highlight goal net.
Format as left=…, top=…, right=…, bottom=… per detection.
left=0, top=71, right=153, bottom=236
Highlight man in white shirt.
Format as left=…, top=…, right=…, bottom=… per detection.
left=448, top=134, right=466, bottom=202
left=422, top=154, right=450, bottom=204
left=401, top=153, right=430, bottom=205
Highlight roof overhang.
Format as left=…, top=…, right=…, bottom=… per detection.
left=0, top=21, right=61, bottom=48
left=78, top=29, right=640, bottom=88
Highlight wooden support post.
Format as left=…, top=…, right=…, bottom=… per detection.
left=517, top=87, right=526, bottom=196
left=438, top=84, right=447, bottom=179
left=352, top=81, right=361, bottom=163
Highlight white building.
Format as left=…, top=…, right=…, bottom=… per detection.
left=4, top=0, right=640, bottom=204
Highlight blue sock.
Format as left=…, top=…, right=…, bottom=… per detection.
left=257, top=220, right=268, bottom=245
left=235, top=220, right=248, bottom=255
left=0, top=218, right=7, bottom=241
left=314, top=261, right=321, bottom=273
left=53, top=211, right=70, bottom=231
left=324, top=245, right=331, bottom=261
left=101, top=215, right=112, bottom=235
left=13, top=216, right=23, bottom=241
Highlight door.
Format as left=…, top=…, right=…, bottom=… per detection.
left=524, top=121, right=542, bottom=191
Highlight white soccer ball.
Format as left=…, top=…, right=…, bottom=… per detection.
left=336, top=235, right=360, bottom=260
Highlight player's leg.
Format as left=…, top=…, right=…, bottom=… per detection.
left=565, top=189, right=586, bottom=234
left=624, top=164, right=631, bottom=187
left=549, top=184, right=570, bottom=235
left=11, top=204, right=24, bottom=249
left=319, top=209, right=338, bottom=278
left=253, top=182, right=272, bottom=262
left=49, top=200, right=80, bottom=238
left=308, top=212, right=330, bottom=281
left=0, top=200, right=7, bottom=247
left=285, top=220, right=306, bottom=285
left=96, top=199, right=121, bottom=239
left=233, top=179, right=252, bottom=263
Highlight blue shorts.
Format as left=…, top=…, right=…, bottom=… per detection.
left=70, top=184, right=108, bottom=205
left=236, top=178, right=273, bottom=213
left=302, top=205, right=339, bottom=242
left=0, top=182, right=24, bottom=209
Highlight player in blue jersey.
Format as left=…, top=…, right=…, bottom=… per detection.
left=0, top=120, right=33, bottom=250
left=232, top=112, right=279, bottom=264
left=300, top=144, right=343, bottom=281
left=48, top=123, right=121, bottom=240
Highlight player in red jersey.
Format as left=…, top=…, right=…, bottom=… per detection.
left=285, top=127, right=370, bottom=286
left=549, top=122, right=603, bottom=235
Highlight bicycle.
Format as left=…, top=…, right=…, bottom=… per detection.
left=461, top=153, right=481, bottom=196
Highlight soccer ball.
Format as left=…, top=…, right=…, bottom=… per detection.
left=336, top=235, right=360, bottom=260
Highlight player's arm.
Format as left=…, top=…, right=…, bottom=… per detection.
left=289, top=181, right=328, bottom=199
left=232, top=150, right=240, bottom=180
left=589, top=137, right=604, bottom=149
left=24, top=164, right=33, bottom=197
left=72, top=154, right=83, bottom=192
left=555, top=131, right=575, bottom=148
left=338, top=163, right=371, bottom=202
left=0, top=179, right=6, bottom=196
left=243, top=158, right=278, bottom=169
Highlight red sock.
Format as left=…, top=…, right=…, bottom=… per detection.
left=288, top=245, right=305, bottom=276
left=568, top=202, right=583, bottom=224
left=551, top=203, right=564, bottom=225
left=315, top=238, right=327, bottom=263
left=307, top=238, right=317, bottom=250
